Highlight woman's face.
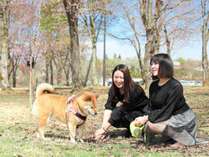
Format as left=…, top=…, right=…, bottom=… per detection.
left=113, top=70, right=124, bottom=89
left=150, top=62, right=159, bottom=76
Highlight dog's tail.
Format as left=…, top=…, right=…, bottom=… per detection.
left=35, top=83, right=55, bottom=98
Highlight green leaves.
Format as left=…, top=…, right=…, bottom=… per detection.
left=40, top=0, right=67, bottom=33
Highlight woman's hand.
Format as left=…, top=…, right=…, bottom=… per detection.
left=94, top=128, right=107, bottom=141
left=94, top=110, right=112, bottom=141
left=134, top=115, right=148, bottom=126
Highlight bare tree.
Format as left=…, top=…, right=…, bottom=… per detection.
left=44, top=49, right=54, bottom=84
left=139, top=0, right=163, bottom=88
left=163, top=25, right=171, bottom=55
left=162, top=1, right=197, bottom=56
left=8, top=43, right=22, bottom=87
left=81, top=0, right=106, bottom=86
left=0, top=0, right=10, bottom=88
left=201, top=0, right=209, bottom=86
left=103, top=13, right=106, bottom=86
left=123, top=6, right=145, bottom=84
left=139, top=0, right=197, bottom=87
left=63, top=0, right=82, bottom=88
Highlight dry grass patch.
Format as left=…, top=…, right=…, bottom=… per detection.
left=0, top=87, right=208, bottom=157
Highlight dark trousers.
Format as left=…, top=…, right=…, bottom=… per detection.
left=108, top=107, right=145, bottom=129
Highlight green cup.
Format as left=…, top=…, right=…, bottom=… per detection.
left=130, top=122, right=144, bottom=138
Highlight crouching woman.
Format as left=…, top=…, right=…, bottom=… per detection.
left=132, top=53, right=197, bottom=147
left=95, top=64, right=149, bottom=140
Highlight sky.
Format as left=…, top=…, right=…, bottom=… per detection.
left=96, top=0, right=209, bottom=61
left=96, top=36, right=207, bottom=61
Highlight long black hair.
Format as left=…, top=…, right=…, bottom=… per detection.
left=111, top=64, right=135, bottom=104
left=150, top=53, right=174, bottom=79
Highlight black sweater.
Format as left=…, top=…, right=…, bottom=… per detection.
left=105, top=83, right=149, bottom=114
left=148, top=78, right=190, bottom=123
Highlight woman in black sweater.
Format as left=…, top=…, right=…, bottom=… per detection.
left=95, top=64, right=149, bottom=140
left=132, top=53, right=197, bottom=147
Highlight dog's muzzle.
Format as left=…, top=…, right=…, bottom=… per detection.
left=85, top=105, right=97, bottom=116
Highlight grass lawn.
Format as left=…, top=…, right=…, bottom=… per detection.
left=0, top=87, right=209, bottom=157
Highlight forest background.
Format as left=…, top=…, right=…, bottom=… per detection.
left=0, top=0, right=208, bottom=91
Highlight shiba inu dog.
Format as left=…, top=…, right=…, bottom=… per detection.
left=32, top=83, right=97, bottom=143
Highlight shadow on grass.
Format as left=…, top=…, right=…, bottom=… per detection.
left=44, top=132, right=70, bottom=140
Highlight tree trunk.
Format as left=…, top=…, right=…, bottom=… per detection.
left=63, top=0, right=82, bottom=89
left=139, top=0, right=162, bottom=88
left=140, top=0, right=154, bottom=89
left=50, top=59, right=53, bottom=85
left=64, top=68, right=70, bottom=86
left=83, top=52, right=93, bottom=86
left=56, top=66, right=62, bottom=85
left=0, top=1, right=10, bottom=88
left=82, top=15, right=101, bottom=86
left=12, top=68, right=16, bottom=87
left=103, top=15, right=106, bottom=86
left=153, top=0, right=162, bottom=53
left=90, top=15, right=98, bottom=85
left=45, top=59, right=49, bottom=83
left=164, top=25, right=171, bottom=55
left=201, top=0, right=209, bottom=86
left=12, top=60, right=17, bottom=87
left=29, top=55, right=33, bottom=107
left=125, top=7, right=146, bottom=87
left=201, top=17, right=209, bottom=86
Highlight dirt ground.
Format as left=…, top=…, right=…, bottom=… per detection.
left=0, top=86, right=209, bottom=156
